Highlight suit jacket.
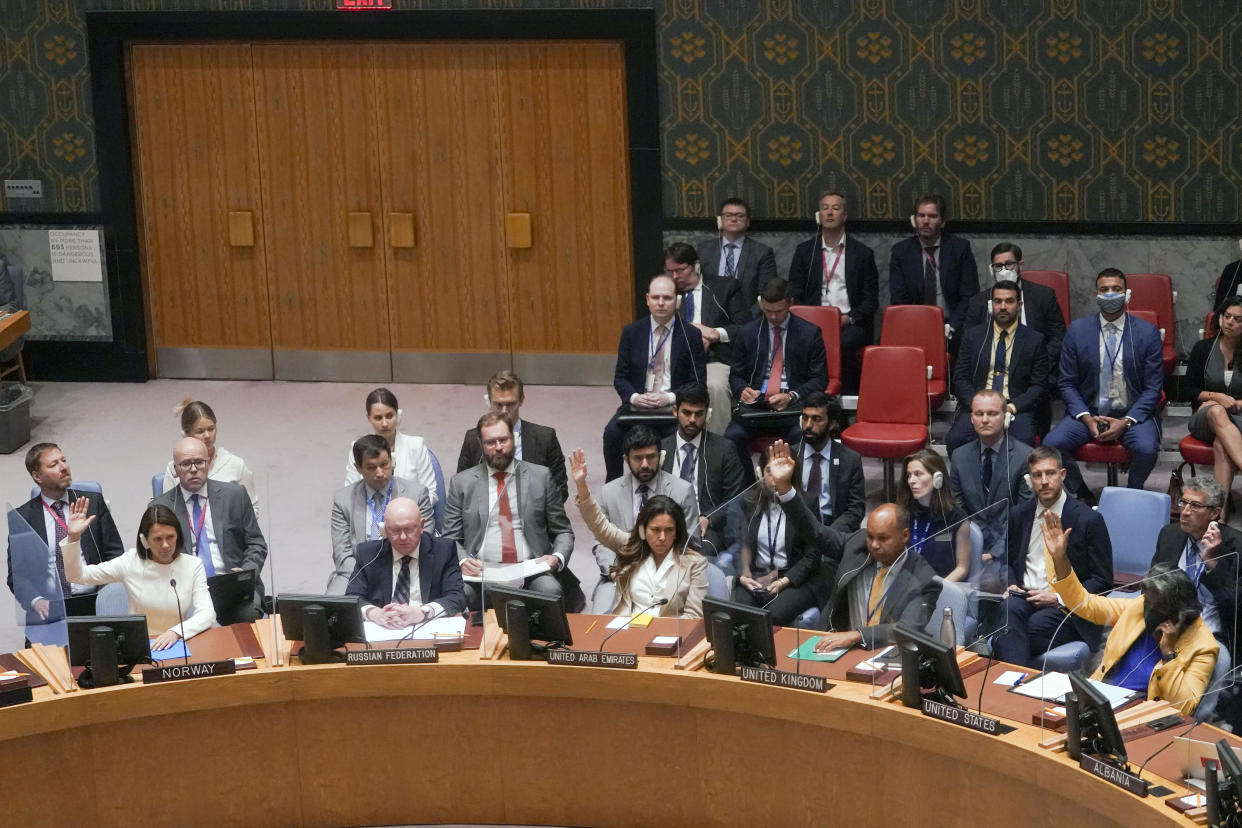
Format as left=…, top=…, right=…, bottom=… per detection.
left=327, top=476, right=433, bottom=595
left=696, top=236, right=778, bottom=315
left=660, top=431, right=746, bottom=529
left=781, top=493, right=941, bottom=646
left=729, top=313, right=829, bottom=401
left=791, top=439, right=866, bottom=534
left=888, top=233, right=979, bottom=331
left=1057, top=312, right=1164, bottom=423
left=614, top=315, right=707, bottom=402
left=345, top=534, right=466, bottom=617
left=787, top=235, right=880, bottom=339
left=963, top=279, right=1066, bottom=375
left=949, top=436, right=1033, bottom=520
left=151, top=480, right=268, bottom=600
left=444, top=460, right=575, bottom=564
left=1153, top=523, right=1242, bottom=660
left=591, top=471, right=699, bottom=576
left=7, top=489, right=125, bottom=615
left=457, top=419, right=568, bottom=503
left=953, top=322, right=1050, bottom=415
left=612, top=551, right=709, bottom=619
left=686, top=275, right=750, bottom=364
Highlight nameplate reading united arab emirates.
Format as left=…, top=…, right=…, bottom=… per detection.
left=142, top=659, right=237, bottom=684
left=1079, top=755, right=1149, bottom=797
left=739, top=665, right=829, bottom=693
left=922, top=699, right=1002, bottom=735
left=346, top=647, right=438, bottom=665
left=546, top=649, right=637, bottom=669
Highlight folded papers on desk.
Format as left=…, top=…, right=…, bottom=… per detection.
left=1010, top=671, right=1138, bottom=710
left=787, top=636, right=849, bottom=662
left=363, top=616, right=467, bottom=643
left=461, top=559, right=551, bottom=584
left=150, top=639, right=190, bottom=662
left=605, top=613, right=653, bottom=630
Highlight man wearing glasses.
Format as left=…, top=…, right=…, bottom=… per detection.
left=151, top=436, right=268, bottom=621
left=695, top=197, right=778, bottom=316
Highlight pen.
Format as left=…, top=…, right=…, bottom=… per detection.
left=1013, top=672, right=1028, bottom=686
left=584, top=620, right=597, bottom=634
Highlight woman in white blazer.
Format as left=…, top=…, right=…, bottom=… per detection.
left=611, top=495, right=708, bottom=619
left=343, top=387, right=438, bottom=503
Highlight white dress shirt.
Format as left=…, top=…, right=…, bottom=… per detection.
left=344, top=431, right=439, bottom=504
left=635, top=316, right=675, bottom=404
left=479, top=461, right=530, bottom=564
left=754, top=501, right=788, bottom=572
left=181, top=485, right=224, bottom=574
left=360, top=552, right=444, bottom=621
left=1025, top=489, right=1067, bottom=591
left=820, top=235, right=850, bottom=313
left=164, top=446, right=259, bottom=516
left=627, top=552, right=678, bottom=611
left=719, top=236, right=745, bottom=280
left=673, top=432, right=702, bottom=481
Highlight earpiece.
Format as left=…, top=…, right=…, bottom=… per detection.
left=909, top=215, right=917, bottom=230
left=1004, top=410, right=1015, bottom=429
left=482, top=393, right=490, bottom=407
left=638, top=526, right=647, bottom=541
left=139, top=535, right=150, bottom=550
left=397, top=407, right=403, bottom=424
left=812, top=211, right=821, bottom=227
left=716, top=215, right=723, bottom=231
left=1125, top=288, right=1132, bottom=304
left=694, top=261, right=701, bottom=277
left=931, top=471, right=944, bottom=490
left=1024, top=473, right=1033, bottom=490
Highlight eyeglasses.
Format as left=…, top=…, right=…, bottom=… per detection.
left=176, top=459, right=209, bottom=471
left=989, top=261, right=1020, bottom=271
left=721, top=211, right=748, bottom=220
left=1178, top=498, right=1212, bottom=511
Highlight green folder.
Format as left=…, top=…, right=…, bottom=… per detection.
left=787, top=636, right=850, bottom=662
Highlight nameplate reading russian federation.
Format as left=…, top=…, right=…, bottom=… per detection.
left=142, top=659, right=238, bottom=684
left=1079, top=755, right=1149, bottom=797
left=347, top=647, right=438, bottom=665
left=922, top=699, right=1002, bottom=735
left=739, top=665, right=829, bottom=693
left=546, top=649, right=637, bottom=669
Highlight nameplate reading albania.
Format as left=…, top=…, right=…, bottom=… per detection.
left=142, top=659, right=237, bottom=684
left=739, top=665, right=829, bottom=693
left=346, top=647, right=438, bottom=665
left=546, top=650, right=637, bottom=669
left=1079, top=754, right=1149, bottom=797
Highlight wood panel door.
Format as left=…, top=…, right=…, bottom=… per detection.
left=129, top=44, right=274, bottom=379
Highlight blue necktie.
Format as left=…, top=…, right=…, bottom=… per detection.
left=683, top=291, right=695, bottom=323
left=724, top=244, right=737, bottom=279
left=991, top=330, right=1007, bottom=392
left=191, top=493, right=215, bottom=576
left=680, top=443, right=696, bottom=483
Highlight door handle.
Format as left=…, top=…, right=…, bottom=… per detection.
left=227, top=211, right=254, bottom=247
left=390, top=213, right=415, bottom=248
left=348, top=212, right=373, bottom=248
left=505, top=213, right=532, bottom=249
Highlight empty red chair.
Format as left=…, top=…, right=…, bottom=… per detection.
left=790, top=305, right=842, bottom=396
left=1126, top=273, right=1176, bottom=374
left=1021, top=269, right=1070, bottom=326
left=840, top=346, right=929, bottom=499
left=879, top=305, right=948, bottom=410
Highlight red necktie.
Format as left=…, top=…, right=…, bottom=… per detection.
left=765, top=325, right=785, bottom=398
left=494, top=471, right=518, bottom=563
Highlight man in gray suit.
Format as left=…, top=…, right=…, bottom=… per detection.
left=588, top=425, right=699, bottom=612
left=696, top=197, right=777, bottom=316
left=152, top=436, right=267, bottom=620
left=327, top=434, right=433, bottom=595
left=445, top=413, right=582, bottom=612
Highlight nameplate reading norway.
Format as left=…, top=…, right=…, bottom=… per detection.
left=546, top=650, right=638, bottom=669
left=142, top=659, right=237, bottom=684
left=739, top=665, right=829, bottom=693
left=346, top=647, right=438, bottom=665
left=921, top=699, right=1003, bottom=735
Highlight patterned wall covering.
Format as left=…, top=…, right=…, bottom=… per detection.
left=3, top=0, right=1241, bottom=222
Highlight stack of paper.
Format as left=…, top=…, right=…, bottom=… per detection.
left=363, top=615, right=468, bottom=644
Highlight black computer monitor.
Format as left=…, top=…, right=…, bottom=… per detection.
left=208, top=570, right=257, bottom=626
left=1206, top=739, right=1242, bottom=828
left=702, top=596, right=775, bottom=674
left=487, top=584, right=572, bottom=660
left=67, top=615, right=151, bottom=689
left=893, top=624, right=967, bottom=707
left=1066, top=670, right=1129, bottom=766
left=277, top=594, right=365, bottom=664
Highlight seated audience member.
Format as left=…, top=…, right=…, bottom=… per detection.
left=947, top=280, right=1050, bottom=453
left=570, top=427, right=698, bottom=613
left=62, top=502, right=215, bottom=649
left=1215, top=257, right=1242, bottom=317
left=1043, top=269, right=1164, bottom=494
left=724, top=277, right=828, bottom=473
left=447, top=413, right=582, bottom=612
left=660, top=383, right=746, bottom=557
left=7, top=442, right=124, bottom=621
left=1044, top=514, right=1218, bottom=715
left=456, top=369, right=567, bottom=503
left=695, top=197, right=777, bottom=314
left=162, top=398, right=259, bottom=514
left=1185, top=298, right=1242, bottom=502
left=346, top=497, right=466, bottom=628
left=791, top=391, right=865, bottom=531
left=152, top=436, right=268, bottom=622
left=787, top=189, right=879, bottom=394
left=344, top=387, right=438, bottom=504
left=991, top=446, right=1112, bottom=668
left=888, top=193, right=979, bottom=338
left=765, top=441, right=941, bottom=650
left=603, top=274, right=707, bottom=481
left=611, top=496, right=708, bottom=619
left=327, top=434, right=433, bottom=595
left=896, top=449, right=970, bottom=582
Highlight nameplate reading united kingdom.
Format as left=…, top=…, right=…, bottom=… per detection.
left=346, top=647, right=438, bottom=665
left=142, top=659, right=237, bottom=684
left=739, top=665, right=829, bottom=693
left=1079, top=754, right=1149, bottom=797
left=546, top=649, right=637, bottom=669
left=921, top=699, right=1003, bottom=735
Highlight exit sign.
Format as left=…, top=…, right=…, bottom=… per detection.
left=337, top=0, right=392, bottom=9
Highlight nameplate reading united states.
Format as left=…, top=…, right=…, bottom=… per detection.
left=922, top=699, right=1002, bottom=735
left=347, top=647, right=438, bottom=665
left=1079, top=755, right=1149, bottom=797
left=546, top=649, right=637, bottom=669
left=142, top=659, right=237, bottom=684
left=739, top=665, right=829, bottom=693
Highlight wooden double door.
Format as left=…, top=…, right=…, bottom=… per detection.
left=130, top=41, right=633, bottom=382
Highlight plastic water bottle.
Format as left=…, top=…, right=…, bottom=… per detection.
left=940, top=606, right=956, bottom=648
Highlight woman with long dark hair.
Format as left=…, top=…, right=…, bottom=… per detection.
left=896, top=448, right=969, bottom=581
left=1186, top=297, right=1242, bottom=505
left=611, top=495, right=708, bottom=619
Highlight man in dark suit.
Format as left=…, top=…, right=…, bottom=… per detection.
left=724, top=277, right=828, bottom=474
left=787, top=189, right=879, bottom=394
left=695, top=197, right=778, bottom=316
left=152, top=436, right=268, bottom=621
left=602, top=274, right=707, bottom=481
left=457, top=369, right=567, bottom=503
left=1044, top=269, right=1164, bottom=492
left=791, top=391, right=866, bottom=532
left=346, top=497, right=466, bottom=627
left=947, top=280, right=1050, bottom=452
left=665, top=242, right=749, bottom=435
left=888, top=193, right=979, bottom=336
left=992, top=446, right=1113, bottom=668
left=7, top=442, right=124, bottom=623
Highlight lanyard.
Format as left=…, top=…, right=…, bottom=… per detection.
left=1103, top=325, right=1123, bottom=372
left=822, top=242, right=844, bottom=286
left=190, top=494, right=208, bottom=552
left=909, top=516, right=932, bottom=552
left=922, top=246, right=939, bottom=274
left=648, top=323, right=672, bottom=369
left=42, top=499, right=68, bottom=534
left=763, top=506, right=783, bottom=568
left=368, top=480, right=394, bottom=532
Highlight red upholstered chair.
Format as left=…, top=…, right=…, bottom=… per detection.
left=1021, top=269, right=1070, bottom=326
left=1204, top=312, right=1219, bottom=339
left=1126, top=273, right=1176, bottom=374
left=1179, top=434, right=1214, bottom=467
left=840, top=346, right=929, bottom=499
left=879, top=305, right=948, bottom=410
left=790, top=305, right=842, bottom=395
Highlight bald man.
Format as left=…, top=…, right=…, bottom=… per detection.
left=346, top=497, right=466, bottom=628
left=150, top=436, right=268, bottom=621
left=766, top=441, right=941, bottom=649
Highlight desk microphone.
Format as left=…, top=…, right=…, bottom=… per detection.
left=600, top=598, right=668, bottom=652
left=169, top=578, right=190, bottom=667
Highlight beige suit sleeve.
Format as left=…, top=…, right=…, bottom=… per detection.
left=575, top=493, right=629, bottom=551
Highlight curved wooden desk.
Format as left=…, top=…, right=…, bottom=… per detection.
left=0, top=650, right=1189, bottom=827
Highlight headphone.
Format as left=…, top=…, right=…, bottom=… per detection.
left=909, top=215, right=918, bottom=230
left=638, top=525, right=647, bottom=541
left=1023, top=473, right=1033, bottom=490
left=139, top=534, right=150, bottom=550
left=931, top=470, right=944, bottom=490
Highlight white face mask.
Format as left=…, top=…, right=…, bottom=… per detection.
left=995, top=267, right=1017, bottom=282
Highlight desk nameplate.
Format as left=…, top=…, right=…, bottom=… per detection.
left=546, top=649, right=637, bottom=669
left=922, top=699, right=1008, bottom=735
left=1079, top=755, right=1149, bottom=797
left=142, top=659, right=237, bottom=684
left=740, top=665, right=830, bottom=693
left=347, top=648, right=438, bottom=665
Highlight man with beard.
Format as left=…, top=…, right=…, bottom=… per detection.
left=445, top=412, right=582, bottom=612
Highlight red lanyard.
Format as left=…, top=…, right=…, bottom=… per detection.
left=42, top=499, right=69, bottom=534
left=822, top=243, right=844, bottom=286
left=190, top=494, right=209, bottom=546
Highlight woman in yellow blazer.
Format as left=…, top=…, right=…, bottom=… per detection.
left=1042, top=510, right=1218, bottom=715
